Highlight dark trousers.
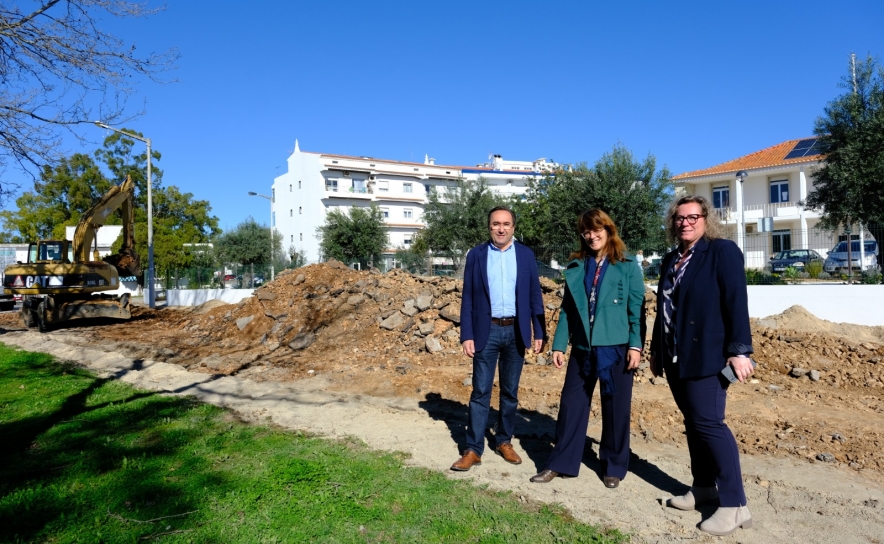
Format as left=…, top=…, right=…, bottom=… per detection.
left=666, top=362, right=747, bottom=507
left=465, top=324, right=525, bottom=457
left=545, top=348, right=634, bottom=478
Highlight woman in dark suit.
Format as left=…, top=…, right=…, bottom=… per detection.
left=650, top=195, right=755, bottom=536
left=530, top=209, right=645, bottom=489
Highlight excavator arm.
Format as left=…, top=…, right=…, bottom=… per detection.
left=73, top=176, right=141, bottom=277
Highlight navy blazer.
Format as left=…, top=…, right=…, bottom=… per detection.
left=460, top=241, right=546, bottom=353
left=650, top=238, right=753, bottom=379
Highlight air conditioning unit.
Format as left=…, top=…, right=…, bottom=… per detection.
left=746, top=224, right=756, bottom=234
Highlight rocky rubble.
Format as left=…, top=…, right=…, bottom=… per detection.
left=6, top=261, right=882, bottom=480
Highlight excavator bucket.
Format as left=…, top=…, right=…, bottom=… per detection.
left=104, top=249, right=141, bottom=278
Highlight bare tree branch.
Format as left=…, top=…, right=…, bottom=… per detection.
left=0, top=0, right=178, bottom=203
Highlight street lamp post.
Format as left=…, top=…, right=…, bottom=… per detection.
left=735, top=170, right=748, bottom=255
left=94, top=121, right=155, bottom=308
left=248, top=192, right=274, bottom=282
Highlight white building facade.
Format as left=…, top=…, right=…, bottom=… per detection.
left=672, top=137, right=874, bottom=269
left=271, top=141, right=554, bottom=266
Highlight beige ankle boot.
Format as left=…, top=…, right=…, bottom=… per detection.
left=666, top=486, right=718, bottom=511
left=699, top=505, right=752, bottom=536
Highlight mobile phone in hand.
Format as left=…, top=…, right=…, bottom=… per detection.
left=721, top=358, right=757, bottom=383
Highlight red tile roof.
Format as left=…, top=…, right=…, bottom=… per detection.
left=673, top=137, right=822, bottom=181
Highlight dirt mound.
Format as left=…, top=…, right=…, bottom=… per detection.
left=754, top=304, right=884, bottom=345
left=2, top=265, right=884, bottom=481
left=191, top=299, right=229, bottom=315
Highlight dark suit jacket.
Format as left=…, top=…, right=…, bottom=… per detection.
left=460, top=241, right=546, bottom=353
left=650, top=238, right=753, bottom=379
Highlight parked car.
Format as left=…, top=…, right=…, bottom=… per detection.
left=644, top=257, right=663, bottom=279
left=824, top=240, right=879, bottom=273
left=253, top=274, right=265, bottom=286
left=768, top=249, right=824, bottom=273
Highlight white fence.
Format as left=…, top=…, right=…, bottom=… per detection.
left=747, top=284, right=884, bottom=326
left=166, top=289, right=255, bottom=307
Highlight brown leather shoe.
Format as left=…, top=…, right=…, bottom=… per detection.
left=530, top=469, right=560, bottom=483
left=495, top=442, right=522, bottom=465
left=604, top=476, right=620, bottom=489
left=450, top=450, right=482, bottom=471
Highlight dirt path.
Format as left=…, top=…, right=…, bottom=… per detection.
left=3, top=329, right=883, bottom=544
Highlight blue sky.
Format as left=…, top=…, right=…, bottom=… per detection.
left=5, top=0, right=884, bottom=231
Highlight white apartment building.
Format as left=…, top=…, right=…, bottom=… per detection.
left=672, top=137, right=865, bottom=268
left=271, top=141, right=554, bottom=266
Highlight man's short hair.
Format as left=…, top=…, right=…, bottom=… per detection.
left=487, top=206, right=516, bottom=227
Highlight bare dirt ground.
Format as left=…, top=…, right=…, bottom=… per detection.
left=2, top=261, right=884, bottom=543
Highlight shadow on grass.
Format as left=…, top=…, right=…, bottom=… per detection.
left=418, top=391, right=685, bottom=494
left=0, top=354, right=231, bottom=541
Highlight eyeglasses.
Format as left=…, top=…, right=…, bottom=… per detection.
left=674, top=214, right=705, bottom=225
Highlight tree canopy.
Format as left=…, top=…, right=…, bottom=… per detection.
left=317, top=206, right=387, bottom=268
left=0, top=133, right=220, bottom=272
left=0, top=0, right=178, bottom=202
left=214, top=217, right=279, bottom=267
left=804, top=55, right=884, bottom=229
left=420, top=178, right=513, bottom=269
left=514, top=144, right=672, bottom=261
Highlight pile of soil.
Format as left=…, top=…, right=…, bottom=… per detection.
left=2, top=261, right=883, bottom=480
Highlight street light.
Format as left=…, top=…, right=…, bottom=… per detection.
left=736, top=170, right=748, bottom=254
left=94, top=121, right=155, bottom=309
left=247, top=192, right=274, bottom=282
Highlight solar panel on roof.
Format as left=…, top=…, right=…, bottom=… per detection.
left=784, top=138, right=824, bottom=160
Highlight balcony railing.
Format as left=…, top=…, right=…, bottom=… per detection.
left=712, top=201, right=819, bottom=221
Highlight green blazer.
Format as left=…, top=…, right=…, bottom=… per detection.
left=551, top=254, right=646, bottom=353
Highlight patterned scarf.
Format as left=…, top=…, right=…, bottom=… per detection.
left=661, top=245, right=695, bottom=362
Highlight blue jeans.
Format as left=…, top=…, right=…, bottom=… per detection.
left=465, top=324, right=525, bottom=456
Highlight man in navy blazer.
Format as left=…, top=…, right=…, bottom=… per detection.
left=451, top=207, right=546, bottom=471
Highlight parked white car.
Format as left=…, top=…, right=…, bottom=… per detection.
left=824, top=240, right=879, bottom=273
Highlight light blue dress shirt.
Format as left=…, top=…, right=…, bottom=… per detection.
left=487, top=241, right=517, bottom=318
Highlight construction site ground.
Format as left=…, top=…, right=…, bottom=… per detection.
left=2, top=261, right=883, bottom=543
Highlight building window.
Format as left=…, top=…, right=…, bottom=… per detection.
left=272, top=188, right=275, bottom=202
left=289, top=184, right=292, bottom=192
left=298, top=180, right=301, bottom=189
left=291, top=235, right=293, bottom=243
left=300, top=233, right=303, bottom=241
left=299, top=206, right=302, bottom=214
left=290, top=209, right=293, bottom=217
left=326, top=179, right=338, bottom=192
left=712, top=186, right=730, bottom=208
left=404, top=236, right=412, bottom=246
left=770, top=180, right=789, bottom=203
left=772, top=230, right=792, bottom=253
left=380, top=207, right=389, bottom=218
left=403, top=208, right=413, bottom=219
left=272, top=212, right=275, bottom=227
left=377, top=181, right=389, bottom=192
left=403, top=183, right=413, bottom=193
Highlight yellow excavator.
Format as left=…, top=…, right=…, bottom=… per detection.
left=2, top=176, right=141, bottom=331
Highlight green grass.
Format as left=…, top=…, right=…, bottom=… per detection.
left=0, top=343, right=626, bottom=543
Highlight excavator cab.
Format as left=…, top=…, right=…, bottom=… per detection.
left=32, top=241, right=72, bottom=263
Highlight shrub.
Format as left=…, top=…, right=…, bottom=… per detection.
left=860, top=270, right=883, bottom=284
left=818, top=271, right=832, bottom=279
left=783, top=266, right=800, bottom=280
left=745, top=268, right=784, bottom=285
left=805, top=260, right=823, bottom=278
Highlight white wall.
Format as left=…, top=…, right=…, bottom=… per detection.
left=166, top=289, right=255, bottom=306
left=748, top=284, right=884, bottom=326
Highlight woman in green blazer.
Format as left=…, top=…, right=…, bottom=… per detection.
left=530, top=209, right=645, bottom=488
